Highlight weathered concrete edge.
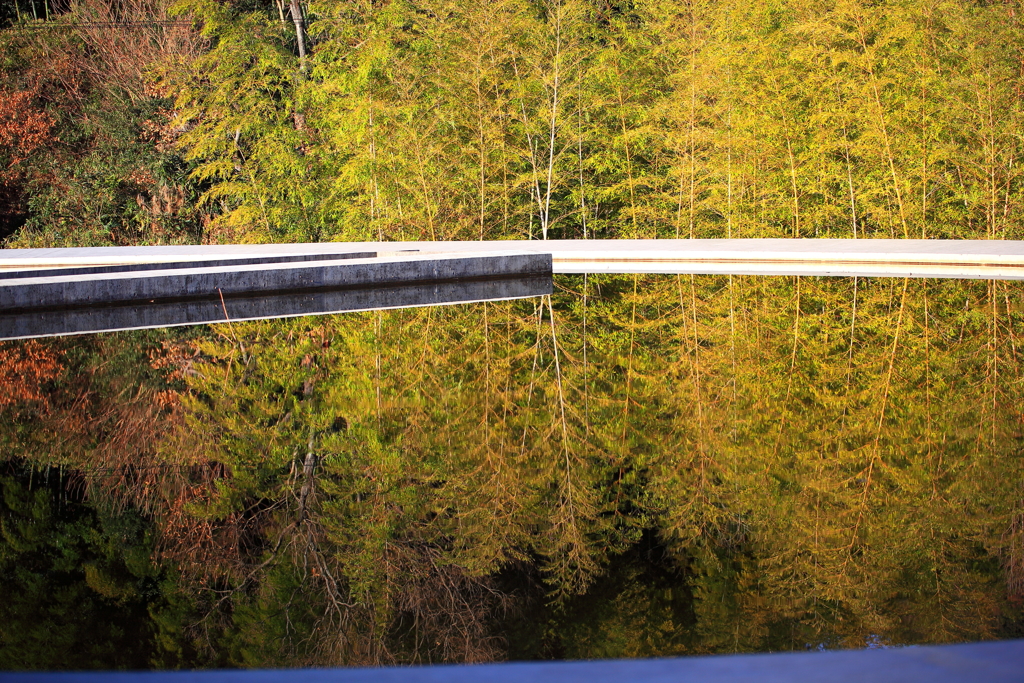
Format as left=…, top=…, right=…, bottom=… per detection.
left=10, top=239, right=1024, bottom=279
left=0, top=277, right=553, bottom=341
left=0, top=251, right=377, bottom=280
left=10, top=239, right=1024, bottom=268
left=554, top=262, right=1024, bottom=279
left=0, top=253, right=553, bottom=311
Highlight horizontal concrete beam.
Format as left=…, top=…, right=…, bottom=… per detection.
left=0, top=251, right=552, bottom=339
left=0, top=251, right=376, bottom=280
left=0, top=244, right=392, bottom=268
left=0, top=252, right=551, bottom=312
left=394, top=238, right=1024, bottom=279
left=6, top=239, right=1024, bottom=279
left=4, top=239, right=1022, bottom=338
left=0, top=276, right=551, bottom=340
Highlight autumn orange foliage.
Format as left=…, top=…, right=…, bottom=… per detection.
left=0, top=340, right=62, bottom=412
left=0, top=86, right=54, bottom=237
left=0, top=88, right=53, bottom=173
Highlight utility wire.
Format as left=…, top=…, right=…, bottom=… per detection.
left=3, top=20, right=197, bottom=30
left=4, top=462, right=234, bottom=475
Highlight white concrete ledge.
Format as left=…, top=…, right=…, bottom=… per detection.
left=6, top=239, right=1024, bottom=279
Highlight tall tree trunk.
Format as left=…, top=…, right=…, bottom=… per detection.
left=290, top=0, right=307, bottom=75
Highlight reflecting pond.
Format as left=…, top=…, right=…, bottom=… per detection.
left=2, top=274, right=1023, bottom=669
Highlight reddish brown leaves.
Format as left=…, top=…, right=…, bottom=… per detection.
left=0, top=88, right=54, bottom=172
left=0, top=340, right=63, bottom=413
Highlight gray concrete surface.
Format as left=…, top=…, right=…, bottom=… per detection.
left=0, top=276, right=552, bottom=340
left=5, top=239, right=1024, bottom=338
left=0, top=251, right=376, bottom=280
left=0, top=253, right=551, bottom=311
left=6, top=239, right=1024, bottom=279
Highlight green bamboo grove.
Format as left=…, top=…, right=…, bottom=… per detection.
left=162, top=0, right=1024, bottom=244
left=2, top=0, right=1022, bottom=246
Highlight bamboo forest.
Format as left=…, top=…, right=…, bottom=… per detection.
left=3, top=0, right=1024, bottom=671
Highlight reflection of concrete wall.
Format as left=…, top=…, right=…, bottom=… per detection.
left=0, top=276, right=552, bottom=340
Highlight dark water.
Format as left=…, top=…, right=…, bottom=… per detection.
left=2, top=274, right=1023, bottom=669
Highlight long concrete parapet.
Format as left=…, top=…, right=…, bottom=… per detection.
left=0, top=251, right=553, bottom=340
left=385, top=238, right=1024, bottom=278
left=6, top=239, right=1024, bottom=279
left=0, top=276, right=551, bottom=340
left=0, top=252, right=551, bottom=311
left=535, top=238, right=1024, bottom=278
left=0, top=244, right=384, bottom=268
left=0, top=250, right=377, bottom=280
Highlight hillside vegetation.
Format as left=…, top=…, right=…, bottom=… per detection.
left=2, top=0, right=1022, bottom=246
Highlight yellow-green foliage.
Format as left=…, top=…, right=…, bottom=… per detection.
left=162, top=275, right=1024, bottom=660
left=166, top=0, right=1024, bottom=243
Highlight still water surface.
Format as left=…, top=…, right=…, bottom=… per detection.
left=2, top=274, right=1022, bottom=669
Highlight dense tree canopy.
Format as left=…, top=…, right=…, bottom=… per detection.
left=1, top=0, right=1023, bottom=245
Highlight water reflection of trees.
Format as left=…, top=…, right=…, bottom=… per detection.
left=2, top=274, right=1023, bottom=666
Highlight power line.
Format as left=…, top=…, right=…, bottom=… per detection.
left=4, top=20, right=198, bottom=30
